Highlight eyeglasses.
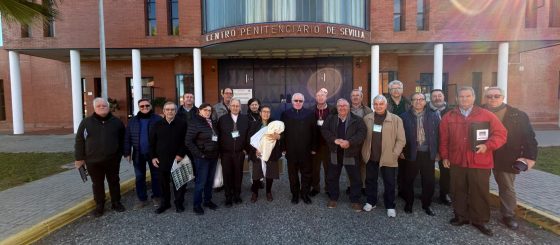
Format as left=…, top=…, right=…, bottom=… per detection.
left=412, top=98, right=426, bottom=102
left=139, top=104, right=151, bottom=108
left=293, top=100, right=304, bottom=103
left=390, top=87, right=403, bottom=91
left=485, top=94, right=502, bottom=99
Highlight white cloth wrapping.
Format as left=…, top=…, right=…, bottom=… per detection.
left=250, top=121, right=285, bottom=180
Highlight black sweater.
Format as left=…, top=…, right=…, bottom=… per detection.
left=149, top=117, right=188, bottom=170
left=75, top=113, right=125, bottom=164
left=217, top=113, right=250, bottom=153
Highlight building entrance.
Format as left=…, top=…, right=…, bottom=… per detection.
left=218, top=57, right=353, bottom=119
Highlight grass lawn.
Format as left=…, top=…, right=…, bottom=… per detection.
left=0, top=152, right=74, bottom=191
left=535, top=147, right=560, bottom=176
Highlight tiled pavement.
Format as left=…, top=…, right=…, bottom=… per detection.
left=0, top=131, right=559, bottom=242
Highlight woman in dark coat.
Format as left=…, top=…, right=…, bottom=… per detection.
left=248, top=105, right=282, bottom=202
left=247, top=98, right=261, bottom=122
left=185, top=103, right=220, bottom=215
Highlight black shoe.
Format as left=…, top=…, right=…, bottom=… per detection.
left=233, top=197, right=242, bottom=204
left=502, top=217, right=519, bottom=230
left=301, top=195, right=312, bottom=204
left=472, top=223, right=493, bottom=236
left=155, top=205, right=170, bottom=214
left=291, top=195, right=299, bottom=204
left=309, top=189, right=319, bottom=197
left=439, top=195, right=452, bottom=206
left=203, top=201, right=218, bottom=210
left=93, top=204, right=104, bottom=218
left=449, top=217, right=470, bottom=226
left=225, top=199, right=233, bottom=208
left=404, top=204, right=413, bottom=213
left=176, top=204, right=185, bottom=213
left=423, top=207, right=435, bottom=216
left=193, top=206, right=204, bottom=215
left=111, top=202, right=125, bottom=212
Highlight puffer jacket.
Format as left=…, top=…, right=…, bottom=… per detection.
left=185, top=114, right=219, bottom=159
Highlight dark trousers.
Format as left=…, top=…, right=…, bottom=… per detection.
left=193, top=157, right=218, bottom=207
left=403, top=152, right=435, bottom=208
left=158, top=163, right=187, bottom=207
left=327, top=159, right=361, bottom=203
left=397, top=158, right=406, bottom=195
left=251, top=179, right=273, bottom=194
left=87, top=158, right=121, bottom=205
left=133, top=153, right=161, bottom=201
left=450, top=165, right=491, bottom=224
left=311, top=143, right=329, bottom=191
left=287, top=155, right=312, bottom=196
left=365, top=160, right=397, bottom=209
left=438, top=161, right=450, bottom=198
left=221, top=152, right=245, bottom=201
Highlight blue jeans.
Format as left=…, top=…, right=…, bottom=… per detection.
left=365, top=160, right=397, bottom=209
left=134, top=153, right=161, bottom=201
left=193, top=157, right=218, bottom=207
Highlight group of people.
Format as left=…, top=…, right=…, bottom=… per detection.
left=75, top=81, right=538, bottom=237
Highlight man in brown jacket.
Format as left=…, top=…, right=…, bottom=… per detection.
left=361, top=95, right=406, bottom=217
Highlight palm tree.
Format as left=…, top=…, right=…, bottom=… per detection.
left=0, top=0, right=59, bottom=26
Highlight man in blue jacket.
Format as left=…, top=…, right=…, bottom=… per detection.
left=124, top=99, right=162, bottom=209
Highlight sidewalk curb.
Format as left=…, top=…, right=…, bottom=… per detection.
left=436, top=168, right=560, bottom=235
left=0, top=177, right=137, bottom=245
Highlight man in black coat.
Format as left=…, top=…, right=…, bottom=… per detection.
left=281, top=92, right=317, bottom=204
left=321, top=99, right=366, bottom=211
left=429, top=89, right=452, bottom=205
left=217, top=98, right=250, bottom=207
left=150, top=102, right=188, bottom=214
left=75, top=97, right=125, bottom=217
left=483, top=87, right=538, bottom=230
left=177, top=92, right=199, bottom=124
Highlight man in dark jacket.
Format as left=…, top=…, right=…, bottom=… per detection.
left=483, top=87, right=538, bottom=230
left=217, top=98, right=250, bottom=207
left=401, top=93, right=440, bottom=216
left=124, top=99, right=162, bottom=209
left=281, top=92, right=317, bottom=205
left=150, top=102, right=188, bottom=214
left=75, top=97, right=125, bottom=217
left=429, top=89, right=452, bottom=205
left=440, top=86, right=507, bottom=236
left=177, top=92, right=198, bottom=124
left=321, top=99, right=366, bottom=212
left=309, top=88, right=336, bottom=196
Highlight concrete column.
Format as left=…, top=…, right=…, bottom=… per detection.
left=370, top=45, right=380, bottom=104
left=132, top=49, right=142, bottom=114
left=498, top=42, right=509, bottom=103
left=70, top=50, right=83, bottom=134
left=433, top=44, right=443, bottom=90
left=8, top=51, right=24, bottom=134
left=193, top=48, right=203, bottom=106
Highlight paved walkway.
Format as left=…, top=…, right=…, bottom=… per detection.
left=0, top=132, right=559, bottom=243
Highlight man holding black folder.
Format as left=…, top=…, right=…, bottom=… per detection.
left=439, top=87, right=507, bottom=236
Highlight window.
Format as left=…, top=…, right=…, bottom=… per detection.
left=416, top=0, right=428, bottom=30
left=21, top=24, right=31, bottom=38
left=146, top=0, right=157, bottom=36
left=176, top=74, right=194, bottom=104
left=43, top=0, right=55, bottom=37
left=551, top=0, right=560, bottom=27
left=394, top=0, right=405, bottom=31
left=168, top=0, right=179, bottom=35
left=525, top=0, right=537, bottom=28
left=0, top=80, right=5, bottom=121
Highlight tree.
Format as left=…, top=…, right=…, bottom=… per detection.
left=0, top=0, right=59, bottom=26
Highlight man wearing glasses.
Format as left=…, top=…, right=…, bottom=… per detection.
left=124, top=99, right=163, bottom=209
left=281, top=93, right=317, bottom=205
left=212, top=88, right=233, bottom=121
left=483, top=87, right=538, bottom=230
left=386, top=80, right=411, bottom=199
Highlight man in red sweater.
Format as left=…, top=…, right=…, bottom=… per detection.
left=439, top=86, right=507, bottom=236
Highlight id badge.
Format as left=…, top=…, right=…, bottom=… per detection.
left=317, top=120, right=324, bottom=126
left=212, top=135, right=218, bottom=142
left=373, top=124, right=382, bottom=132
left=231, top=130, right=240, bottom=138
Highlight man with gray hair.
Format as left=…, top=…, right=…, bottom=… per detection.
left=386, top=80, right=410, bottom=198
left=282, top=93, right=317, bottom=205
left=321, top=98, right=366, bottom=211
left=483, top=87, right=538, bottom=230
left=75, top=97, right=126, bottom=217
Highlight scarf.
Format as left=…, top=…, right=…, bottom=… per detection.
left=137, top=110, right=153, bottom=119
left=413, top=110, right=426, bottom=146
left=429, top=102, right=446, bottom=119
